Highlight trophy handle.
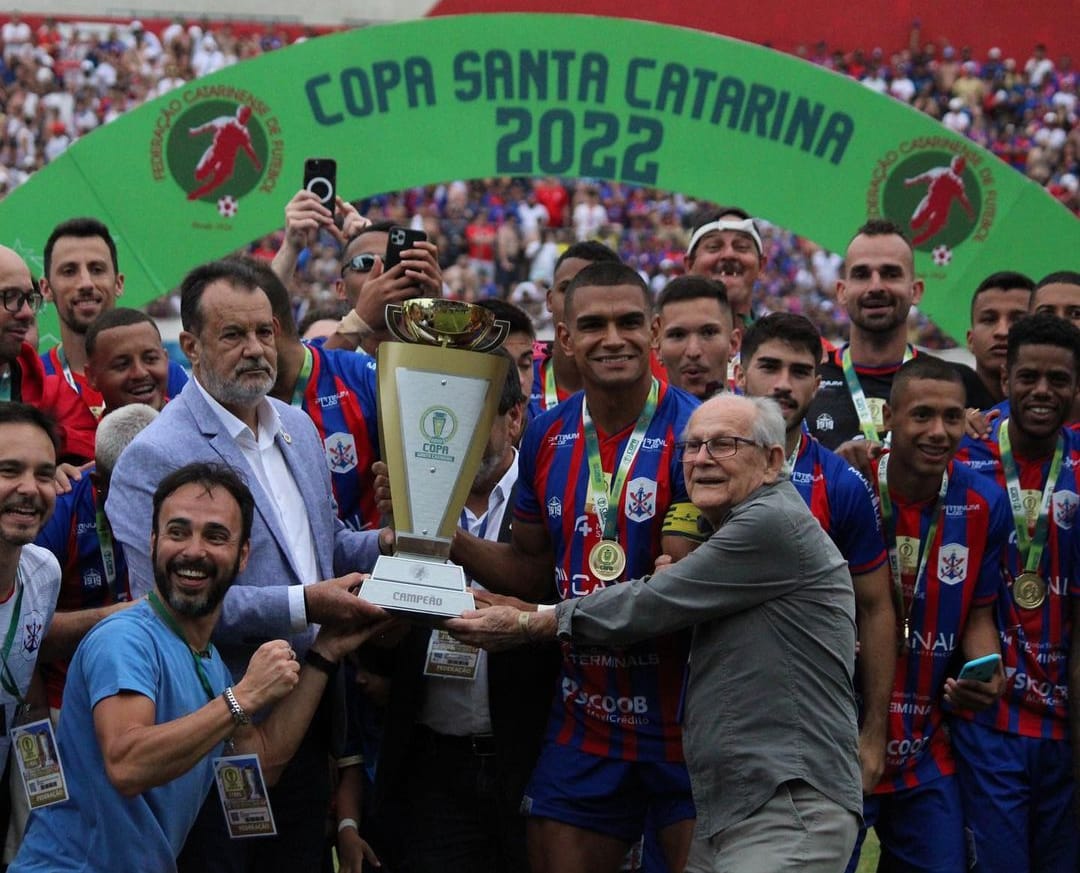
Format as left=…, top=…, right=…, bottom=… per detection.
left=470, top=318, right=510, bottom=353
left=384, top=304, right=414, bottom=344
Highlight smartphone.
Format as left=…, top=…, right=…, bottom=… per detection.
left=303, top=158, right=336, bottom=209
left=957, top=653, right=1001, bottom=683
left=384, top=226, right=427, bottom=270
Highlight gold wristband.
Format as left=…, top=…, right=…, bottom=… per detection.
left=517, top=610, right=531, bottom=639
left=336, top=309, right=373, bottom=338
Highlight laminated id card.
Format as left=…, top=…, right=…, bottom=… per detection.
left=213, top=753, right=276, bottom=838
left=12, top=719, right=68, bottom=808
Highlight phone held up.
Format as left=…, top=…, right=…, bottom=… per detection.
left=384, top=226, right=428, bottom=271
left=303, top=158, right=338, bottom=223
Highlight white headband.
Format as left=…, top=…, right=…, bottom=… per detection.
left=686, top=218, right=763, bottom=258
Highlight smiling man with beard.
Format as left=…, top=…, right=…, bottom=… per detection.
left=0, top=404, right=61, bottom=858
left=12, top=463, right=389, bottom=873
left=105, top=258, right=391, bottom=873
left=806, top=220, right=982, bottom=464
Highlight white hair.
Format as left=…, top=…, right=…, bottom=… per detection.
left=95, top=404, right=159, bottom=480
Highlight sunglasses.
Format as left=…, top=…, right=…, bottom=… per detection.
left=341, top=253, right=378, bottom=276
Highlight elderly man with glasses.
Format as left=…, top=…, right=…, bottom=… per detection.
left=447, top=392, right=863, bottom=873
left=0, top=245, right=96, bottom=461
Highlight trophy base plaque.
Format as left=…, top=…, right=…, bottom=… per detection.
left=362, top=555, right=475, bottom=621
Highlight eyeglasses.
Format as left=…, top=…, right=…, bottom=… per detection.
left=0, top=289, right=44, bottom=314
left=340, top=253, right=378, bottom=276
left=676, top=435, right=761, bottom=460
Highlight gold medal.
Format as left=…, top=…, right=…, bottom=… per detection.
left=1013, top=572, right=1047, bottom=610
left=589, top=540, right=626, bottom=582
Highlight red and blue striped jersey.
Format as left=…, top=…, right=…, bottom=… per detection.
left=871, top=457, right=1010, bottom=794
left=516, top=382, right=699, bottom=762
left=42, top=344, right=188, bottom=417
left=789, top=432, right=887, bottom=575
left=299, top=344, right=381, bottom=532
left=955, top=420, right=1079, bottom=740
left=34, top=471, right=131, bottom=708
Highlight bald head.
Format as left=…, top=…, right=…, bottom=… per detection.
left=0, top=245, right=38, bottom=363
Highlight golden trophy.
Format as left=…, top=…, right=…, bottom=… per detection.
left=361, top=299, right=509, bottom=619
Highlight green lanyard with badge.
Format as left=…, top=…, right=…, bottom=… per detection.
left=876, top=453, right=948, bottom=651
left=998, top=420, right=1062, bottom=610
left=543, top=357, right=559, bottom=409
left=3, top=575, right=71, bottom=808
left=842, top=345, right=913, bottom=444
left=581, top=379, right=659, bottom=582
left=148, top=591, right=278, bottom=837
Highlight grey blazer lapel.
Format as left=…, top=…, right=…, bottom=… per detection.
left=184, top=384, right=307, bottom=582
left=275, top=416, right=335, bottom=580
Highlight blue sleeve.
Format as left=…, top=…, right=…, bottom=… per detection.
left=831, top=465, right=888, bottom=574
left=975, top=487, right=1011, bottom=604
left=34, top=489, right=74, bottom=561
left=514, top=418, right=542, bottom=522
left=78, top=620, right=160, bottom=708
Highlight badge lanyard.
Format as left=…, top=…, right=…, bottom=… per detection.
left=581, top=379, right=659, bottom=542
left=998, top=420, right=1063, bottom=575
left=0, top=581, right=26, bottom=707
left=841, top=345, right=913, bottom=444
left=876, top=453, right=948, bottom=646
left=95, top=508, right=117, bottom=598
left=147, top=591, right=217, bottom=703
left=0, top=367, right=10, bottom=402
left=290, top=346, right=313, bottom=408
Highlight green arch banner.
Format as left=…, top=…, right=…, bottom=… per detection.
left=3, top=14, right=1076, bottom=343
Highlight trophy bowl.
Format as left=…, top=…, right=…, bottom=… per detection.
left=386, top=299, right=508, bottom=352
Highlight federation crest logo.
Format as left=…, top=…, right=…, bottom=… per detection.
left=21, top=610, right=44, bottom=658
left=815, top=413, right=835, bottom=432
left=82, top=568, right=103, bottom=590
left=866, top=141, right=997, bottom=277
left=937, top=543, right=969, bottom=585
left=151, top=91, right=283, bottom=225
left=324, top=432, right=358, bottom=474
left=1053, top=490, right=1078, bottom=530
left=624, top=477, right=657, bottom=521
left=547, top=496, right=563, bottom=519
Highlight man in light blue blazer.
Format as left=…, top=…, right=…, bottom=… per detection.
left=106, top=257, right=387, bottom=873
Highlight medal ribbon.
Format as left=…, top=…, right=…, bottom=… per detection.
left=55, top=346, right=79, bottom=394
left=290, top=346, right=314, bottom=408
left=998, top=420, right=1063, bottom=575
left=787, top=431, right=804, bottom=473
left=148, top=591, right=217, bottom=703
left=841, top=344, right=913, bottom=444
left=543, top=358, right=559, bottom=409
left=581, top=379, right=659, bottom=541
left=876, top=453, right=948, bottom=644
left=0, top=579, right=26, bottom=705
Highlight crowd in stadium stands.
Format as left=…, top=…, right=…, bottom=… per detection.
left=0, top=14, right=1077, bottom=345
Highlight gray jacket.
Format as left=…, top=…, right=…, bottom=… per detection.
left=557, top=478, right=861, bottom=837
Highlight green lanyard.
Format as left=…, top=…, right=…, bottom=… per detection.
left=290, top=346, right=314, bottom=408
left=876, top=453, right=948, bottom=645
left=148, top=591, right=217, bottom=703
left=841, top=344, right=913, bottom=444
left=0, top=580, right=26, bottom=705
left=787, top=431, right=804, bottom=472
left=999, top=420, right=1064, bottom=575
left=581, top=379, right=659, bottom=540
left=0, top=367, right=10, bottom=402
left=543, top=358, right=559, bottom=409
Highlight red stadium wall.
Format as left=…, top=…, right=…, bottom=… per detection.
left=428, top=0, right=1079, bottom=65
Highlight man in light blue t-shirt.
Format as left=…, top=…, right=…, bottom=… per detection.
left=12, top=462, right=389, bottom=873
